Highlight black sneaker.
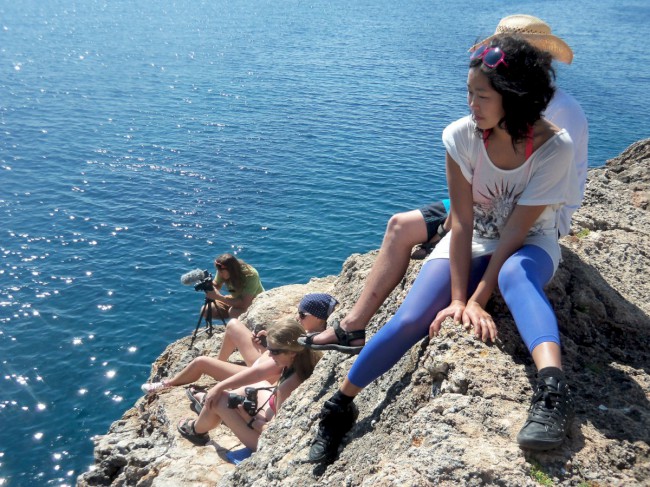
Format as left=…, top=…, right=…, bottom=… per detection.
left=517, top=375, right=574, bottom=451
left=308, top=400, right=359, bottom=463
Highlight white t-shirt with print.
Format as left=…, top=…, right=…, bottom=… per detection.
left=427, top=115, right=575, bottom=271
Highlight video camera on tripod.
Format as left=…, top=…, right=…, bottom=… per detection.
left=181, top=268, right=214, bottom=292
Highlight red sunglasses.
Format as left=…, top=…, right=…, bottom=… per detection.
left=470, top=45, right=508, bottom=69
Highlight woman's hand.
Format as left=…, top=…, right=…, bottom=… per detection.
left=246, top=414, right=268, bottom=433
left=205, top=287, right=222, bottom=302
left=252, top=329, right=268, bottom=348
left=429, top=300, right=466, bottom=338
left=463, top=301, right=497, bottom=342
left=204, top=384, right=223, bottom=411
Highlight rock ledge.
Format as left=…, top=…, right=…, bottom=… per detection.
left=78, top=140, right=650, bottom=487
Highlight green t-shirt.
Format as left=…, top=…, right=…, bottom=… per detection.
left=215, top=264, right=264, bottom=300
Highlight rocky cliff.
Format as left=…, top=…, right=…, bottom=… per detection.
left=78, top=139, right=650, bottom=487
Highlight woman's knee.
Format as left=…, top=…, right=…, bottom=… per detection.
left=225, top=318, right=243, bottom=336
left=385, top=211, right=426, bottom=248
left=387, top=312, right=430, bottom=341
left=189, top=356, right=213, bottom=372
left=497, top=258, right=522, bottom=295
left=498, top=246, right=553, bottom=296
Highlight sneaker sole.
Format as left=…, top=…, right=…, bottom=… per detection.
left=517, top=435, right=564, bottom=451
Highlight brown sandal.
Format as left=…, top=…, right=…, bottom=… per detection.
left=177, top=418, right=210, bottom=445
left=297, top=320, right=365, bottom=355
left=186, top=387, right=206, bottom=414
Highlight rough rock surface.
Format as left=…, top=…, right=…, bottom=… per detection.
left=78, top=139, right=650, bottom=487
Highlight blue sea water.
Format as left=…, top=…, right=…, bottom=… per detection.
left=1, top=0, right=649, bottom=484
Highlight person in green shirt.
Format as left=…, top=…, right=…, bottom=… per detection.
left=202, top=253, right=264, bottom=320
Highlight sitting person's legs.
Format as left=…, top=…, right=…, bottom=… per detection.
left=309, top=255, right=491, bottom=462
left=201, top=298, right=231, bottom=322
left=217, top=318, right=264, bottom=365
left=142, top=355, right=247, bottom=394
left=498, top=245, right=573, bottom=450
left=215, top=384, right=274, bottom=450
left=309, top=258, right=453, bottom=462
left=411, top=200, right=451, bottom=259
left=305, top=209, right=431, bottom=349
left=346, top=258, right=452, bottom=388
left=344, top=253, right=488, bottom=390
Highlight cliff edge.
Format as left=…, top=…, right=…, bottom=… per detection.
left=78, top=139, right=650, bottom=487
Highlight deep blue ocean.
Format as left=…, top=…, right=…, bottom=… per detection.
left=1, top=0, right=649, bottom=485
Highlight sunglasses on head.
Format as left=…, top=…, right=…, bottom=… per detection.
left=268, top=348, right=290, bottom=356
left=298, top=311, right=311, bottom=319
left=215, top=262, right=226, bottom=270
left=470, top=45, right=509, bottom=69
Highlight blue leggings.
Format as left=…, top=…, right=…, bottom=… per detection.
left=348, top=245, right=558, bottom=389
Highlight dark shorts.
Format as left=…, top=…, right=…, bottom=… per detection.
left=418, top=200, right=449, bottom=243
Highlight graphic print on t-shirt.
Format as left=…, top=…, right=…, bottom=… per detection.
left=473, top=181, right=544, bottom=239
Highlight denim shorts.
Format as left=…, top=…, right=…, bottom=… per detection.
left=418, top=200, right=449, bottom=242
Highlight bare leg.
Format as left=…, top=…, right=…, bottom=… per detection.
left=201, top=300, right=233, bottom=323
left=192, top=385, right=270, bottom=441
left=309, top=210, right=429, bottom=345
left=531, top=342, right=562, bottom=370
left=217, top=319, right=264, bottom=366
left=217, top=319, right=241, bottom=362
left=192, top=390, right=225, bottom=434
left=166, top=356, right=247, bottom=387
left=216, top=387, right=273, bottom=450
left=229, top=306, right=246, bottom=319
left=340, top=378, right=363, bottom=397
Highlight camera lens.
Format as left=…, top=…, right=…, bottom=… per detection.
left=227, top=393, right=245, bottom=409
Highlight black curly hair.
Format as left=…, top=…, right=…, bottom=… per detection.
left=470, top=34, right=556, bottom=145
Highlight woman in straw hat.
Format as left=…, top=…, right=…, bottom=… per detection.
left=472, top=15, right=587, bottom=239
left=309, top=34, right=578, bottom=463
left=301, top=14, right=587, bottom=357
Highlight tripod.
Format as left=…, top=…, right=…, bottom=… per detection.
left=189, top=296, right=228, bottom=349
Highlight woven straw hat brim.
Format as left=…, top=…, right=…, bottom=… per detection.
left=470, top=32, right=574, bottom=64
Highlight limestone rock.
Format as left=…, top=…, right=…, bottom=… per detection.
left=78, top=140, right=650, bottom=487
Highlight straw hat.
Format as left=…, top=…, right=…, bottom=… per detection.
left=470, top=14, right=574, bottom=64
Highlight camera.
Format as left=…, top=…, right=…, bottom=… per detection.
left=181, top=268, right=215, bottom=292
left=194, top=271, right=214, bottom=292
left=253, top=325, right=267, bottom=348
left=227, top=386, right=258, bottom=416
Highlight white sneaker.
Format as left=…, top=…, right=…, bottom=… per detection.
left=141, top=381, right=168, bottom=394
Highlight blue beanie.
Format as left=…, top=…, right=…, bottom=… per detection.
left=298, top=293, right=339, bottom=320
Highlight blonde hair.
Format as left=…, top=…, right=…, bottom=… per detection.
left=266, top=317, right=322, bottom=381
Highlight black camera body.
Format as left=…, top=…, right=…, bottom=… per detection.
left=253, top=324, right=267, bottom=348
left=194, top=271, right=214, bottom=292
left=227, top=386, right=258, bottom=416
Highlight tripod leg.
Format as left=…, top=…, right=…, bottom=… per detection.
left=205, top=299, right=214, bottom=337
left=189, top=302, right=208, bottom=349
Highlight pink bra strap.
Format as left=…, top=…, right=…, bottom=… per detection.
left=483, top=129, right=491, bottom=148
left=525, top=125, right=534, bottom=159
left=483, top=127, right=534, bottom=159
